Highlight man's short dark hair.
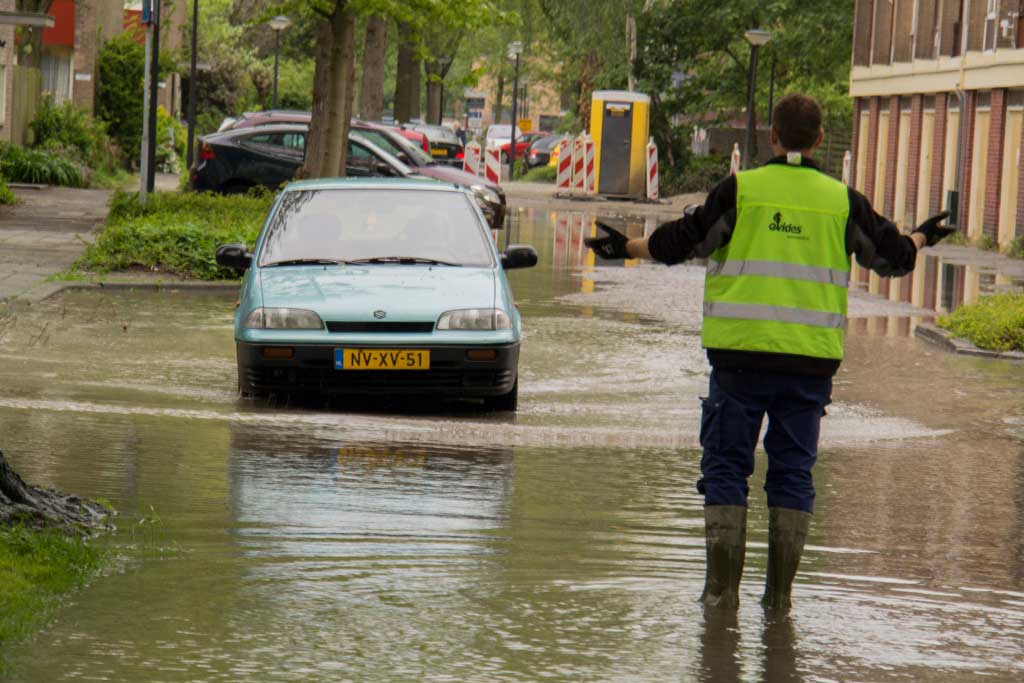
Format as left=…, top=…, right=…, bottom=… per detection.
left=772, top=94, right=822, bottom=151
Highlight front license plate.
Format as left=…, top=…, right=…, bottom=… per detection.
left=335, top=348, right=430, bottom=370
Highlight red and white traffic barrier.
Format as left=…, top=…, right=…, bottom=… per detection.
left=841, top=150, right=852, bottom=186
left=646, top=137, right=659, bottom=201
left=485, top=144, right=501, bottom=185
left=555, top=136, right=573, bottom=191
left=584, top=134, right=596, bottom=195
left=463, top=141, right=481, bottom=176
left=571, top=134, right=586, bottom=193
left=729, top=143, right=741, bottom=175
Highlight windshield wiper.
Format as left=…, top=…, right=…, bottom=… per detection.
left=263, top=258, right=347, bottom=267
left=347, top=256, right=461, bottom=266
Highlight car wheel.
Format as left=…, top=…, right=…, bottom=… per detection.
left=223, top=181, right=255, bottom=196
left=484, top=379, right=518, bottom=412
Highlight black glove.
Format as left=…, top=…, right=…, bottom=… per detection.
left=585, top=221, right=629, bottom=260
left=912, top=211, right=954, bottom=247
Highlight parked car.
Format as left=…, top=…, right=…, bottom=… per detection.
left=215, top=178, right=538, bottom=410
left=407, top=123, right=464, bottom=167
left=190, top=123, right=505, bottom=228
left=190, top=124, right=410, bottom=194
left=526, top=134, right=562, bottom=169
left=208, top=113, right=506, bottom=226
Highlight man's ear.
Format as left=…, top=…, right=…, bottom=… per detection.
left=770, top=127, right=779, bottom=145
left=814, top=128, right=824, bottom=148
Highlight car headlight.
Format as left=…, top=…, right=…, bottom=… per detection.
left=244, top=307, right=324, bottom=330
left=471, top=184, right=501, bottom=207
left=436, top=308, right=512, bottom=331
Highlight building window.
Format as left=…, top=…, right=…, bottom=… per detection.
left=984, top=0, right=1000, bottom=51
left=0, top=66, right=6, bottom=126
left=41, top=50, right=73, bottom=103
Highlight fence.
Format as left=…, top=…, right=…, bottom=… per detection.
left=11, top=66, right=42, bottom=147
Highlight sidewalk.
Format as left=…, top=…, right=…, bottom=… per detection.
left=0, top=186, right=112, bottom=308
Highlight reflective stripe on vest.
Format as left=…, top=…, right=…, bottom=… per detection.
left=702, top=163, right=851, bottom=360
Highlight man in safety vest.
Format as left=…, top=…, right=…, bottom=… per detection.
left=585, top=93, right=953, bottom=609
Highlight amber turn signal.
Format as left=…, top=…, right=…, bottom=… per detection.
left=466, top=349, right=498, bottom=361
left=261, top=347, right=295, bottom=359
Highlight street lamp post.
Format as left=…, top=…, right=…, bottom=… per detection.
left=269, top=15, right=291, bottom=110
left=507, top=41, right=523, bottom=180
left=186, top=0, right=199, bottom=170
left=743, top=28, right=771, bottom=169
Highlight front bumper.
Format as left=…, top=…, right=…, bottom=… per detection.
left=237, top=341, right=519, bottom=397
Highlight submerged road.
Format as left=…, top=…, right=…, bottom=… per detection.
left=0, top=206, right=1022, bottom=682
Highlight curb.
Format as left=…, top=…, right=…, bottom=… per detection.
left=28, top=279, right=240, bottom=304
left=914, top=323, right=1024, bottom=360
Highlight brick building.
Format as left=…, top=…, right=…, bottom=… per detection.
left=851, top=0, right=1024, bottom=252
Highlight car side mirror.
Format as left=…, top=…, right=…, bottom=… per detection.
left=501, top=244, right=538, bottom=270
left=396, top=153, right=411, bottom=164
left=216, top=243, right=252, bottom=270
left=374, top=161, right=396, bottom=177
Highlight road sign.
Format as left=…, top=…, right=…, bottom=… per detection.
left=518, top=118, right=532, bottom=133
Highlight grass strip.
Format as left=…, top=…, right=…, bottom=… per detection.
left=0, top=525, right=104, bottom=649
left=77, top=190, right=275, bottom=280
left=937, top=293, right=1024, bottom=352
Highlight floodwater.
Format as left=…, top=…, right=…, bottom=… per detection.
left=1, top=207, right=1023, bottom=682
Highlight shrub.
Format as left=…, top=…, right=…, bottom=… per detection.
left=0, top=144, right=85, bottom=187
left=1008, top=235, right=1024, bottom=260
left=97, top=33, right=145, bottom=161
left=522, top=165, right=557, bottom=183
left=156, top=106, right=187, bottom=174
left=0, top=175, right=15, bottom=205
left=29, top=95, right=110, bottom=167
left=78, top=191, right=276, bottom=279
left=661, top=154, right=730, bottom=195
left=937, top=293, right=1024, bottom=352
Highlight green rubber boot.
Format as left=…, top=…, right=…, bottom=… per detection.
left=699, top=505, right=747, bottom=609
left=761, top=507, right=812, bottom=609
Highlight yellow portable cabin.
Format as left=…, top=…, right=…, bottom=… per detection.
left=589, top=90, right=651, bottom=198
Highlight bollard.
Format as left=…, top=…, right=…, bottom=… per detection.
left=571, top=134, right=586, bottom=194
left=584, top=134, right=596, bottom=195
left=646, top=137, right=659, bottom=201
left=485, top=144, right=501, bottom=185
left=729, top=143, right=741, bottom=176
left=463, top=141, right=482, bottom=176
left=841, top=150, right=852, bottom=186
left=555, top=136, right=573, bottom=192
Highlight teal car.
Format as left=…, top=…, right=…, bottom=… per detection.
left=215, top=178, right=537, bottom=411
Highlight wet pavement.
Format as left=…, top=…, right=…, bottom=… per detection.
left=1, top=207, right=1023, bottom=681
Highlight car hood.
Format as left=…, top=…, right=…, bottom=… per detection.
left=415, top=165, right=502, bottom=195
left=258, top=265, right=497, bottom=321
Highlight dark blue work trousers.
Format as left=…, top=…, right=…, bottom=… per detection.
left=697, top=368, right=832, bottom=513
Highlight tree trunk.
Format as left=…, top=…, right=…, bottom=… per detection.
left=424, top=60, right=443, bottom=124
left=359, top=15, right=387, bottom=121
left=301, top=20, right=333, bottom=178
left=0, top=450, right=109, bottom=529
left=336, top=10, right=358, bottom=176
left=394, top=22, right=416, bottom=123
left=321, top=2, right=355, bottom=178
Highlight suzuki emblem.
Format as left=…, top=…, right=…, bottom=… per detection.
left=373, top=310, right=387, bottom=319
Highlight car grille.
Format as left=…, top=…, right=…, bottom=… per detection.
left=325, top=321, right=435, bottom=333
left=246, top=365, right=514, bottom=393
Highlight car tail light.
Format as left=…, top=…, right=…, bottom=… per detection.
left=422, top=138, right=430, bottom=153
left=200, top=142, right=216, bottom=160
left=456, top=151, right=465, bottom=160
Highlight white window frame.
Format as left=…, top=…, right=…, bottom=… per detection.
left=984, top=0, right=1000, bottom=51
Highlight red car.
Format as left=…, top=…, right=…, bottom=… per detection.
left=499, top=132, right=547, bottom=163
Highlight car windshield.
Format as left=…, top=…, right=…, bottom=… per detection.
left=417, top=126, right=460, bottom=144
left=356, top=128, right=434, bottom=166
left=534, top=135, right=560, bottom=152
left=486, top=125, right=521, bottom=140
left=259, top=189, right=494, bottom=268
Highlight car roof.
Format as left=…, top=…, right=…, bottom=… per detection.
left=282, top=177, right=465, bottom=193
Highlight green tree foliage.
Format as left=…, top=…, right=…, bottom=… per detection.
left=97, top=32, right=146, bottom=159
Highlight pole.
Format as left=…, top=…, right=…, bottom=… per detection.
left=186, top=0, right=198, bottom=170
left=743, top=44, right=760, bottom=170
left=146, top=0, right=161, bottom=193
left=767, top=56, right=776, bottom=127
left=509, top=52, right=520, bottom=180
left=272, top=29, right=280, bottom=110
left=140, top=20, right=152, bottom=205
